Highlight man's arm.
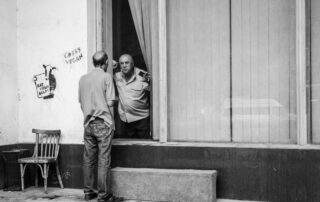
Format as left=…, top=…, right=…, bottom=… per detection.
left=106, top=73, right=116, bottom=106
left=138, top=70, right=151, bottom=91
left=78, top=80, right=83, bottom=111
left=142, top=79, right=151, bottom=91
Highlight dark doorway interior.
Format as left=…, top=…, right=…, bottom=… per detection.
left=112, top=0, right=150, bottom=139
left=112, top=0, right=147, bottom=71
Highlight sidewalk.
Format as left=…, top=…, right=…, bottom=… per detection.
left=0, top=187, right=263, bottom=202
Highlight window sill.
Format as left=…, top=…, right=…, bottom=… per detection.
left=112, top=139, right=320, bottom=150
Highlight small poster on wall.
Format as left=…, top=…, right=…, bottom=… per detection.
left=33, top=64, right=57, bottom=99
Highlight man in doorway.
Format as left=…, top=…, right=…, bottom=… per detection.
left=78, top=50, right=122, bottom=202
left=114, top=54, right=151, bottom=139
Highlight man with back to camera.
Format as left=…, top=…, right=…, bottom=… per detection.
left=114, top=54, right=151, bottom=138
left=78, top=50, right=123, bottom=202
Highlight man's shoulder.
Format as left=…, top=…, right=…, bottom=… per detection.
left=104, top=71, right=113, bottom=78
left=79, top=73, right=88, bottom=84
left=99, top=72, right=113, bottom=84
left=115, top=71, right=121, bottom=76
left=135, top=68, right=147, bottom=74
left=114, top=71, right=123, bottom=80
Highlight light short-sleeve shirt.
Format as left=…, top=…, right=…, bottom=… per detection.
left=114, top=68, right=150, bottom=123
left=79, top=68, right=116, bottom=129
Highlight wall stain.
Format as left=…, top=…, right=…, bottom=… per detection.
left=62, top=170, right=71, bottom=180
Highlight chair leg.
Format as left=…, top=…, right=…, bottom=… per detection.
left=55, top=162, right=64, bottom=189
left=20, top=164, right=24, bottom=191
left=35, top=165, right=38, bottom=187
left=43, top=164, right=49, bottom=194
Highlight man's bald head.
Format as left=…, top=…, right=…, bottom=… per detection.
left=92, top=51, right=108, bottom=67
left=119, top=54, right=134, bottom=64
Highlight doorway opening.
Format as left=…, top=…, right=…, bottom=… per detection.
left=112, top=0, right=151, bottom=139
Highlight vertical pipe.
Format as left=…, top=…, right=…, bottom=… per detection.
left=159, top=0, right=167, bottom=143
left=296, top=0, right=307, bottom=145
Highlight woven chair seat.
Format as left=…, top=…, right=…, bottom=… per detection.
left=18, top=157, right=56, bottom=164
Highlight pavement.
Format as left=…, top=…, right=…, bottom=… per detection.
left=0, top=187, right=264, bottom=202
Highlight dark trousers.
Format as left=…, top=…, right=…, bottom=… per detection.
left=83, top=120, right=113, bottom=199
left=118, top=116, right=150, bottom=139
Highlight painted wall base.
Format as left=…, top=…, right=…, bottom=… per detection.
left=1, top=144, right=320, bottom=202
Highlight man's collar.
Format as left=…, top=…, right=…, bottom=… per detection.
left=92, top=67, right=104, bottom=72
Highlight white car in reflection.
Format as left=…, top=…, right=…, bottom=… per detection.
left=221, top=98, right=297, bottom=142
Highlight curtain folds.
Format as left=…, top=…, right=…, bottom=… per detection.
left=128, top=0, right=159, bottom=140
left=128, top=0, right=158, bottom=74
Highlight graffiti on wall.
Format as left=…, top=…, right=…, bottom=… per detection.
left=33, top=64, right=57, bottom=99
left=64, top=47, right=83, bottom=64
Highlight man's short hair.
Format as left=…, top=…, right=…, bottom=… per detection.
left=93, top=51, right=108, bottom=67
left=119, top=54, right=134, bottom=63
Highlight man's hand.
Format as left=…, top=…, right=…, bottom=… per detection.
left=141, top=72, right=151, bottom=83
left=107, top=100, right=115, bottom=107
left=112, top=60, right=118, bottom=69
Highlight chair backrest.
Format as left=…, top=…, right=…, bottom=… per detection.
left=32, top=129, right=61, bottom=159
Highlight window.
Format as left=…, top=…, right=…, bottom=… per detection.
left=99, top=0, right=311, bottom=145
left=167, top=0, right=297, bottom=143
left=167, top=0, right=231, bottom=142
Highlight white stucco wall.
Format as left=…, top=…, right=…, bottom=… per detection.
left=0, top=0, right=18, bottom=145
left=17, top=0, right=88, bottom=144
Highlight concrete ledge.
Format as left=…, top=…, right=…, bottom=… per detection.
left=111, top=167, right=217, bottom=202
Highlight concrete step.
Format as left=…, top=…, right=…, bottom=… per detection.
left=111, top=167, right=217, bottom=202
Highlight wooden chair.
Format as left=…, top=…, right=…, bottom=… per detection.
left=18, top=129, right=64, bottom=193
